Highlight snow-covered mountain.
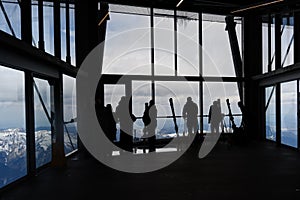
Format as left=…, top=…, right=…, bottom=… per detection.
left=0, top=128, right=52, bottom=188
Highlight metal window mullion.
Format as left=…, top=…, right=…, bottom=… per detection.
left=199, top=12, right=203, bottom=134
left=276, top=83, right=281, bottom=145
left=54, top=0, right=61, bottom=58
left=38, top=0, right=44, bottom=50
left=25, top=72, right=36, bottom=175
left=151, top=7, right=155, bottom=102
left=174, top=10, right=177, bottom=76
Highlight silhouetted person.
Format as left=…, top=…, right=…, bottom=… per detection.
left=147, top=100, right=157, bottom=152
left=182, top=97, right=198, bottom=136
left=142, top=102, right=150, bottom=135
left=115, top=96, right=136, bottom=152
left=103, top=104, right=117, bottom=143
left=208, top=100, right=223, bottom=134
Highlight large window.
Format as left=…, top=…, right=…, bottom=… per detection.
left=34, top=77, right=52, bottom=168
left=177, top=11, right=199, bottom=76
left=155, top=81, right=199, bottom=137
left=100, top=5, right=243, bottom=142
left=63, top=75, right=78, bottom=155
left=154, top=9, right=175, bottom=76
left=103, top=9, right=151, bottom=75
left=203, top=82, right=241, bottom=133
left=203, top=14, right=241, bottom=77
left=0, top=66, right=26, bottom=188
left=280, top=81, right=297, bottom=147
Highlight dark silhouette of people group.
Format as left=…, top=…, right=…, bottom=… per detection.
left=208, top=99, right=224, bottom=135
left=98, top=95, right=225, bottom=154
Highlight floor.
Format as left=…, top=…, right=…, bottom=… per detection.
left=1, top=139, right=300, bottom=200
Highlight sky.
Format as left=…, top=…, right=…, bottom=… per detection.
left=102, top=11, right=242, bottom=117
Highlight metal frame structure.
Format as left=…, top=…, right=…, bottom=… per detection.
left=0, top=0, right=300, bottom=192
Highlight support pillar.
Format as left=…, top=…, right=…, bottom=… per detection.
left=51, top=73, right=66, bottom=167
left=243, top=14, right=263, bottom=140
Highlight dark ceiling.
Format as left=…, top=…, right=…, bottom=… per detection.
left=100, top=0, right=300, bottom=15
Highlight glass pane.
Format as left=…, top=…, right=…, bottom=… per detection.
left=203, top=14, right=241, bottom=77
left=63, top=75, right=77, bottom=155
left=60, top=3, right=67, bottom=62
left=281, top=81, right=297, bottom=147
left=104, top=85, right=126, bottom=142
left=271, top=17, right=276, bottom=71
left=154, top=9, right=175, bottom=76
left=32, top=0, right=39, bottom=47
left=102, top=12, right=151, bottom=75
left=0, top=66, right=26, bottom=188
left=155, top=81, right=199, bottom=137
left=70, top=4, right=76, bottom=66
left=265, top=86, right=276, bottom=141
left=132, top=81, right=152, bottom=139
left=203, top=82, right=241, bottom=133
left=262, top=17, right=276, bottom=73
left=281, top=16, right=294, bottom=68
left=262, top=22, right=268, bottom=74
left=43, top=1, right=54, bottom=55
left=177, top=12, right=199, bottom=76
left=0, top=0, right=21, bottom=39
left=34, top=78, right=52, bottom=168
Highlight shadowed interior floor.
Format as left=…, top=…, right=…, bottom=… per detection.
left=1, top=140, right=300, bottom=200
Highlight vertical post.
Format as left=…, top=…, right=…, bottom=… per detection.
left=174, top=10, right=178, bottom=76
left=51, top=73, right=66, bottom=167
left=261, top=86, right=266, bottom=140
left=54, top=0, right=61, bottom=59
left=199, top=12, right=203, bottom=134
left=21, top=0, right=32, bottom=44
left=38, top=0, right=44, bottom=51
left=276, top=83, right=281, bottom=145
left=98, top=2, right=109, bottom=74
left=75, top=0, right=99, bottom=67
left=274, top=14, right=282, bottom=145
left=151, top=8, right=155, bottom=102
left=75, top=0, right=99, bottom=154
left=225, top=16, right=243, bottom=102
left=25, top=72, right=36, bottom=175
left=243, top=14, right=262, bottom=139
